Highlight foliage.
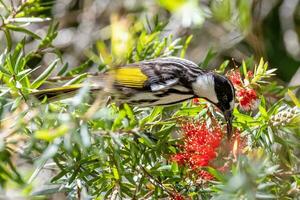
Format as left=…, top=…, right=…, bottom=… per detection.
left=0, top=0, right=300, bottom=200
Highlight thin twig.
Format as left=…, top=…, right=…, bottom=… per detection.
left=139, top=165, right=173, bottom=196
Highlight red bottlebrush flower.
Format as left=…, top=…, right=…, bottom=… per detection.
left=226, top=68, right=259, bottom=111
left=237, top=88, right=259, bottom=111
left=171, top=120, right=223, bottom=179
left=171, top=193, right=185, bottom=200
left=218, top=163, right=230, bottom=173
left=227, top=70, right=242, bottom=86
left=247, top=70, right=253, bottom=78
left=189, top=154, right=211, bottom=168
left=170, top=119, right=247, bottom=182
left=171, top=153, right=187, bottom=165
left=192, top=98, right=200, bottom=104
left=198, top=170, right=214, bottom=180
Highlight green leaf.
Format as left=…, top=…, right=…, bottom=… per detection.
left=200, top=48, right=217, bottom=68
left=218, top=60, right=230, bottom=73
left=207, top=167, right=225, bottom=182
left=180, top=35, right=193, bottom=58
left=5, top=25, right=41, bottom=39
left=6, top=55, right=14, bottom=74
left=39, top=22, right=59, bottom=49
left=234, top=109, right=257, bottom=124
left=123, top=103, right=137, bottom=128
left=259, top=96, right=268, bottom=119
left=242, top=60, right=247, bottom=77
left=112, top=166, right=120, bottom=180
left=140, top=107, right=163, bottom=127
left=287, top=89, right=300, bottom=108
left=17, top=69, right=33, bottom=80
left=157, top=165, right=172, bottom=171
left=50, top=169, right=68, bottom=183
left=158, top=0, right=187, bottom=12
left=212, top=0, right=231, bottom=22
left=112, top=110, right=127, bottom=131
left=137, top=132, right=155, bottom=147
left=237, top=0, right=251, bottom=31
left=8, top=17, right=51, bottom=23
left=14, top=50, right=25, bottom=73
left=3, top=29, right=12, bottom=51
left=39, top=143, right=60, bottom=163
left=57, top=62, right=68, bottom=76
left=35, top=125, right=69, bottom=141
left=66, top=60, right=92, bottom=76
left=28, top=161, right=46, bottom=184
left=0, top=64, right=11, bottom=76
left=63, top=73, right=87, bottom=86
left=11, top=97, right=22, bottom=111
left=171, top=162, right=179, bottom=173
left=31, top=59, right=59, bottom=89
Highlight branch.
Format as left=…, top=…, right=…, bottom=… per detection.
left=138, top=165, right=174, bottom=196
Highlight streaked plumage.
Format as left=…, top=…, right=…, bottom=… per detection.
left=113, top=57, right=204, bottom=106
left=33, top=57, right=235, bottom=138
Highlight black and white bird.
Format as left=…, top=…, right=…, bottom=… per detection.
left=34, top=57, right=235, bottom=138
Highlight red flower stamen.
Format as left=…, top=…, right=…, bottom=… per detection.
left=171, top=119, right=246, bottom=181
left=226, top=69, right=259, bottom=111
left=192, top=98, right=200, bottom=104
left=171, top=120, right=223, bottom=179
left=237, top=88, right=258, bottom=111
left=247, top=71, right=253, bottom=78
left=198, top=170, right=214, bottom=180
left=227, top=70, right=242, bottom=86
left=171, top=193, right=185, bottom=200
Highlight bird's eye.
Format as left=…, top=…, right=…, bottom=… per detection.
left=223, top=95, right=228, bottom=101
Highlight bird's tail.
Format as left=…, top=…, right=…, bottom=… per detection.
left=31, top=74, right=109, bottom=101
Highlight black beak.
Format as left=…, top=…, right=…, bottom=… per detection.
left=224, top=110, right=233, bottom=139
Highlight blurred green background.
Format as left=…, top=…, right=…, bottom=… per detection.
left=1, top=0, right=300, bottom=82
left=0, top=0, right=299, bottom=83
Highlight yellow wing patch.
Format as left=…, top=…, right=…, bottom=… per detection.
left=115, top=67, right=148, bottom=88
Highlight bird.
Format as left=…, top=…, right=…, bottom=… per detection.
left=33, top=57, right=235, bottom=138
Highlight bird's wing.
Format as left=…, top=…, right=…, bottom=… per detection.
left=115, top=57, right=203, bottom=92
left=114, top=64, right=180, bottom=91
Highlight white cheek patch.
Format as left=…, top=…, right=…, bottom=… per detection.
left=192, top=74, right=218, bottom=104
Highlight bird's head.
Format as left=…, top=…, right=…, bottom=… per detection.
left=192, top=72, right=235, bottom=139
left=213, top=73, right=235, bottom=139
